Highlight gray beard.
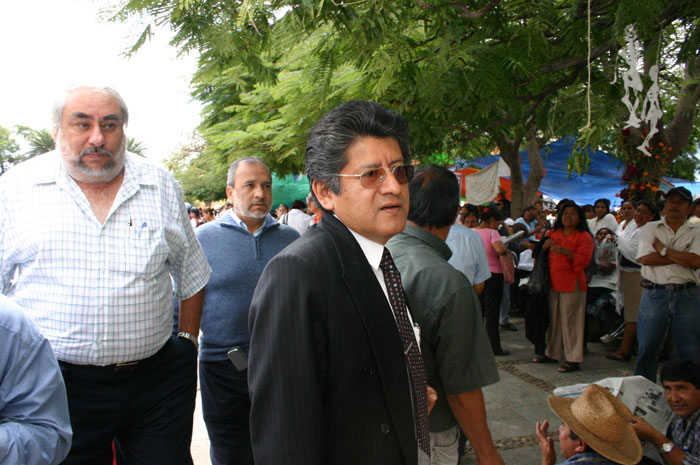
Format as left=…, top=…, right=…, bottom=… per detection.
left=60, top=137, right=126, bottom=184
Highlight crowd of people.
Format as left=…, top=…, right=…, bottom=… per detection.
left=451, top=191, right=700, bottom=381
left=0, top=86, right=699, bottom=465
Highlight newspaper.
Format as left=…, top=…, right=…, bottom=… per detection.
left=553, top=376, right=674, bottom=464
left=552, top=375, right=673, bottom=432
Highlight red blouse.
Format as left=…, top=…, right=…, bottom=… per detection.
left=547, top=228, right=594, bottom=292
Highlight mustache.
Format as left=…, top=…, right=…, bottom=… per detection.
left=79, top=146, right=113, bottom=157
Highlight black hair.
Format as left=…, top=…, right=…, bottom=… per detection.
left=660, top=361, right=700, bottom=389
left=552, top=200, right=591, bottom=234
left=636, top=199, right=660, bottom=221
left=521, top=205, right=536, bottom=217
left=583, top=204, right=594, bottom=213
left=480, top=207, right=505, bottom=223
left=291, top=200, right=306, bottom=210
left=460, top=204, right=480, bottom=224
left=510, top=223, right=528, bottom=234
left=305, top=100, right=411, bottom=196
left=621, top=199, right=637, bottom=209
left=407, top=165, right=460, bottom=229
left=594, top=198, right=611, bottom=215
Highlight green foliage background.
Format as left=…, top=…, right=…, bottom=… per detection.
left=114, top=0, right=700, bottom=204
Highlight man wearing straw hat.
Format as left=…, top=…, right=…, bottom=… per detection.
left=536, top=384, right=643, bottom=465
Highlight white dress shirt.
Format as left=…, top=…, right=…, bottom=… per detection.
left=0, top=151, right=211, bottom=365
left=637, top=218, right=700, bottom=284
left=346, top=226, right=420, bottom=345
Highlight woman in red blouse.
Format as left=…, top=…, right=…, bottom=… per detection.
left=542, top=201, right=595, bottom=373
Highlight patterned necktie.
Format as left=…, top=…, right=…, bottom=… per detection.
left=379, top=247, right=431, bottom=456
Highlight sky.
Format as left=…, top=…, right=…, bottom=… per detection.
left=0, top=0, right=202, bottom=163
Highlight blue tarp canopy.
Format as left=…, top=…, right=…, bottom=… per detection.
left=456, top=137, right=700, bottom=206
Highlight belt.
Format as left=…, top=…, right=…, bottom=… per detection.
left=60, top=340, right=167, bottom=373
left=641, top=279, right=697, bottom=291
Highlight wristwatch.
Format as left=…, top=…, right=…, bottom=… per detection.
left=177, top=331, right=199, bottom=350
left=660, top=246, right=668, bottom=257
left=659, top=442, right=674, bottom=454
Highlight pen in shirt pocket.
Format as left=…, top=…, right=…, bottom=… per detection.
left=138, top=222, right=148, bottom=238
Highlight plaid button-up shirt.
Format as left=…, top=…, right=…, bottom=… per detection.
left=0, top=151, right=211, bottom=365
left=668, top=408, right=700, bottom=465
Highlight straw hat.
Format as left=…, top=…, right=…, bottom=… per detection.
left=547, top=384, right=642, bottom=465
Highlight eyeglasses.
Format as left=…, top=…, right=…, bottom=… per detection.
left=335, top=165, right=415, bottom=188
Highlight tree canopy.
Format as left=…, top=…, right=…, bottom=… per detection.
left=116, top=0, right=700, bottom=209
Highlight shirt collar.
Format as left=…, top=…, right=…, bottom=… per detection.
left=401, top=223, right=453, bottom=261
left=345, top=224, right=386, bottom=272
left=659, top=216, right=695, bottom=233
left=226, top=209, right=275, bottom=236
left=228, top=209, right=247, bottom=230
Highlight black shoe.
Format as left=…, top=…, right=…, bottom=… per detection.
left=558, top=362, right=580, bottom=373
left=493, top=349, right=510, bottom=356
left=500, top=323, right=518, bottom=332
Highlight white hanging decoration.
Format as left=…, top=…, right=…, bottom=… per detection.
left=614, top=25, right=662, bottom=157
left=617, top=25, right=644, bottom=129
left=637, top=64, right=661, bottom=156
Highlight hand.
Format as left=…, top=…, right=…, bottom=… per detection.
left=550, top=244, right=573, bottom=258
left=542, top=239, right=553, bottom=251
left=631, top=416, right=661, bottom=443
left=427, top=385, right=438, bottom=414
left=536, top=420, right=556, bottom=465
left=653, top=238, right=666, bottom=254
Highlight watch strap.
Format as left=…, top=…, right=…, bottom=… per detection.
left=177, top=331, right=199, bottom=350
left=659, top=441, right=674, bottom=453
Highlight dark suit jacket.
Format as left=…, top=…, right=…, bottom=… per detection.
left=248, top=213, right=418, bottom=465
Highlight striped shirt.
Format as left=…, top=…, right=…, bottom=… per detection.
left=0, top=151, right=211, bottom=365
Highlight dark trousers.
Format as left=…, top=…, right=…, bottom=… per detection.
left=481, top=273, right=505, bottom=353
left=59, top=336, right=197, bottom=465
left=199, top=359, right=254, bottom=465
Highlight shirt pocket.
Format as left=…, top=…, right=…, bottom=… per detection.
left=107, top=223, right=170, bottom=279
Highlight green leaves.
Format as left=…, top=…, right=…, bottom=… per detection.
left=117, top=0, right=700, bottom=203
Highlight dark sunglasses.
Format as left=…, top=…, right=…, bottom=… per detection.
left=335, top=165, right=414, bottom=188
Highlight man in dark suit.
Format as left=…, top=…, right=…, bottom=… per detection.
left=248, top=101, right=431, bottom=465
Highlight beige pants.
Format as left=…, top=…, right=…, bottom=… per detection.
left=620, top=270, right=642, bottom=323
left=429, top=425, right=460, bottom=465
left=545, top=283, right=586, bottom=363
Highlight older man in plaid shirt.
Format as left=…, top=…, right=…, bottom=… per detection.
left=0, top=85, right=211, bottom=464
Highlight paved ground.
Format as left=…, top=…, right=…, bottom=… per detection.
left=190, top=315, right=635, bottom=465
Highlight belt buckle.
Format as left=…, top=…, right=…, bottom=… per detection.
left=113, top=361, right=139, bottom=372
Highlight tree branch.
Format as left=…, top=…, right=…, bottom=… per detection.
left=413, top=0, right=501, bottom=18
left=449, top=0, right=500, bottom=19
left=444, top=114, right=515, bottom=142
left=540, top=40, right=615, bottom=74
left=518, top=67, right=582, bottom=103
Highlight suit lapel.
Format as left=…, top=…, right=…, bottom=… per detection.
left=319, top=215, right=417, bottom=464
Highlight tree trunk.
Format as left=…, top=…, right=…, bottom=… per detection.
left=494, top=134, right=524, bottom=218
left=523, top=127, right=546, bottom=213
left=648, top=55, right=700, bottom=188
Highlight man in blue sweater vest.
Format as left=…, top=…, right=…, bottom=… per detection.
left=195, top=157, right=300, bottom=465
